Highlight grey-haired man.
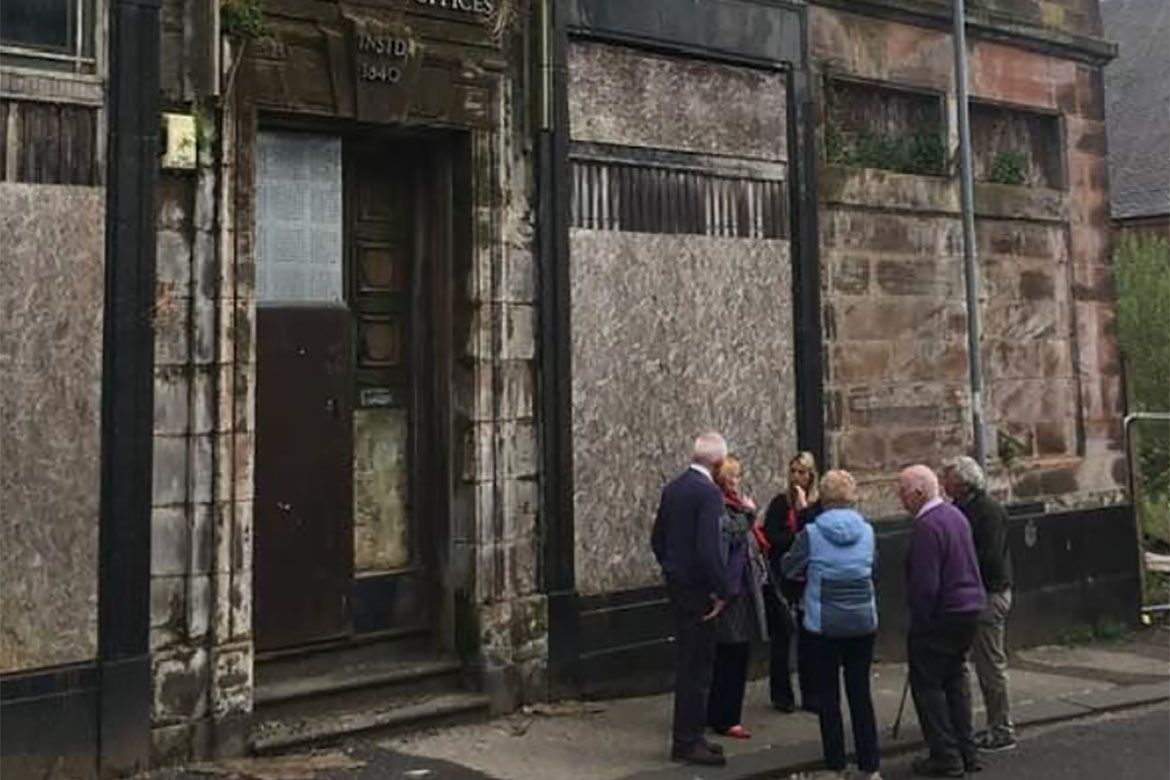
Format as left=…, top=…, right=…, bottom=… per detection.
left=941, top=456, right=1017, bottom=754
left=651, top=432, right=730, bottom=767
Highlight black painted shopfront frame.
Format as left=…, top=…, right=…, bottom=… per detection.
left=0, top=0, right=161, bottom=776
left=536, top=0, right=823, bottom=697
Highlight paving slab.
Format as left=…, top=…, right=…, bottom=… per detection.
left=1011, top=698, right=1092, bottom=726
left=1015, top=642, right=1170, bottom=685
left=1061, top=680, right=1170, bottom=712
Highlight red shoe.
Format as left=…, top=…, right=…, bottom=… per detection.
left=725, top=724, right=751, bottom=739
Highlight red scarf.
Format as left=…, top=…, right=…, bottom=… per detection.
left=722, top=489, right=751, bottom=513
left=724, top=490, right=772, bottom=556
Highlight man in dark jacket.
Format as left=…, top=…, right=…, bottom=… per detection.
left=943, top=456, right=1016, bottom=753
left=651, top=432, right=730, bottom=767
left=899, top=465, right=986, bottom=778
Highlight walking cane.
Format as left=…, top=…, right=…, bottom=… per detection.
left=891, top=677, right=910, bottom=739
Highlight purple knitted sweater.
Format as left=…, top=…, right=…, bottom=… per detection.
left=905, top=501, right=986, bottom=627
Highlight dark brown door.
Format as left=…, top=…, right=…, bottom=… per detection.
left=347, top=140, right=439, bottom=632
left=254, top=307, right=354, bottom=650
left=252, top=130, right=354, bottom=651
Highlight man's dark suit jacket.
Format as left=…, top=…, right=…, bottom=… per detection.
left=651, top=467, right=729, bottom=600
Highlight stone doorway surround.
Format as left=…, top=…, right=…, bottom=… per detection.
left=147, top=2, right=542, bottom=761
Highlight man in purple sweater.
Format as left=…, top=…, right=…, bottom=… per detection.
left=899, top=465, right=986, bottom=778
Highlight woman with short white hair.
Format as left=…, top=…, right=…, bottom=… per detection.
left=782, top=469, right=881, bottom=780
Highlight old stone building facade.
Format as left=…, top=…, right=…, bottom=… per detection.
left=0, top=0, right=1136, bottom=775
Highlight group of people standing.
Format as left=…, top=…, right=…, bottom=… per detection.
left=651, top=432, right=1015, bottom=779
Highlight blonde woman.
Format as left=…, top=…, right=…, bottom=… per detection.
left=762, top=451, right=823, bottom=712
left=782, top=469, right=880, bottom=780
left=707, top=457, right=769, bottom=740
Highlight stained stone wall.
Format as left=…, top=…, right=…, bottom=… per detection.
left=0, top=184, right=104, bottom=673
left=812, top=6, right=1124, bottom=517
left=148, top=12, right=254, bottom=759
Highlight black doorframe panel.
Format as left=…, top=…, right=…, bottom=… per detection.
left=541, top=0, right=822, bottom=695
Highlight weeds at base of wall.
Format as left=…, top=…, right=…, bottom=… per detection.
left=1058, top=618, right=1133, bottom=647
left=1144, top=570, right=1170, bottom=610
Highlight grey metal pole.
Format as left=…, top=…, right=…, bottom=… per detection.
left=953, top=0, right=988, bottom=464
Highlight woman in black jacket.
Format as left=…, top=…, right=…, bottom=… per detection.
left=762, top=451, right=823, bottom=712
left=707, top=457, right=771, bottom=739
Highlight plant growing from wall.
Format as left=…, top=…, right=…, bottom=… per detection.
left=986, top=150, right=1028, bottom=185
left=222, top=0, right=267, bottom=42
left=489, top=0, right=529, bottom=42
left=996, top=428, right=1030, bottom=470
left=826, top=125, right=947, bottom=176
left=821, top=78, right=947, bottom=176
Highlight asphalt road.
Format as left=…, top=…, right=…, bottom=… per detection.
left=831, top=703, right=1170, bottom=780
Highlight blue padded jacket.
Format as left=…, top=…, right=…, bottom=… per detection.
left=783, top=507, right=877, bottom=637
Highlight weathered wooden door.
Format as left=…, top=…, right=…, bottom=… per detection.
left=347, top=139, right=441, bottom=633
left=253, top=131, right=353, bottom=650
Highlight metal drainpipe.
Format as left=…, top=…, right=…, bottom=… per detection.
left=953, top=0, right=988, bottom=465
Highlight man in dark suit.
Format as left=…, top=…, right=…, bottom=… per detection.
left=651, top=432, right=731, bottom=767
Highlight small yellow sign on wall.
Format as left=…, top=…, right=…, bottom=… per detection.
left=161, top=113, right=197, bottom=170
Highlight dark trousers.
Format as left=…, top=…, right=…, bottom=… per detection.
left=765, top=589, right=796, bottom=707
left=667, top=581, right=717, bottom=751
left=811, top=632, right=880, bottom=773
left=797, top=619, right=820, bottom=708
left=909, top=615, right=980, bottom=766
left=708, top=642, right=751, bottom=731
left=765, top=591, right=818, bottom=708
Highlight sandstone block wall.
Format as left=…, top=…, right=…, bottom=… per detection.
left=811, top=5, right=1124, bottom=517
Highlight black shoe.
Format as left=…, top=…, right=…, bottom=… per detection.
left=911, top=755, right=965, bottom=778
left=964, top=754, right=984, bottom=773
left=702, top=738, right=725, bottom=755
left=800, top=700, right=820, bottom=714
left=772, top=699, right=796, bottom=713
left=671, top=743, right=727, bottom=767
left=976, top=732, right=1017, bottom=753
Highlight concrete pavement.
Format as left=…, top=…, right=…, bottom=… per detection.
left=387, top=629, right=1168, bottom=780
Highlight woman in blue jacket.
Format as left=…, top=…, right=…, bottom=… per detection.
left=782, top=469, right=880, bottom=780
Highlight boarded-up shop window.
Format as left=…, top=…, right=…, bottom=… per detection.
left=566, top=40, right=796, bottom=595
left=256, top=131, right=343, bottom=304
left=970, top=103, right=1063, bottom=188
left=823, top=77, right=947, bottom=176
